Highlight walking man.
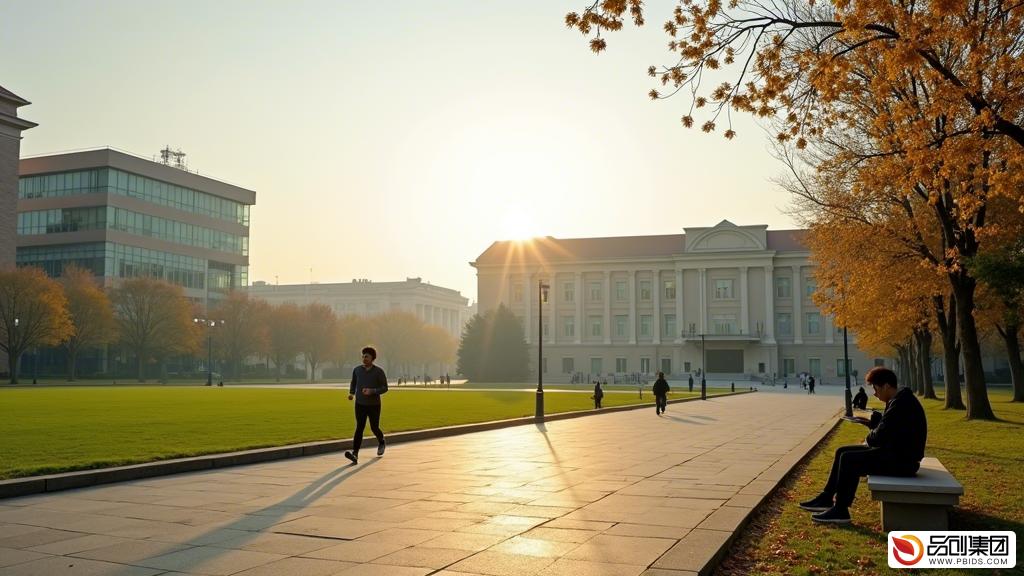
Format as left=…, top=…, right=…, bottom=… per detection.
left=652, top=371, right=670, bottom=415
left=344, top=347, right=388, bottom=465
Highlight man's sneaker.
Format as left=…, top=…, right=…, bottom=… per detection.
left=344, top=451, right=358, bottom=465
left=798, top=494, right=834, bottom=512
left=811, top=506, right=851, bottom=524
left=377, top=441, right=386, bottom=456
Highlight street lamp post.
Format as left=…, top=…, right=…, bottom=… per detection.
left=193, top=317, right=223, bottom=386
left=843, top=327, right=853, bottom=417
left=536, top=281, right=549, bottom=420
left=700, top=333, right=707, bottom=400
left=13, top=318, right=19, bottom=384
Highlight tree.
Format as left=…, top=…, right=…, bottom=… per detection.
left=457, top=305, right=528, bottom=382
left=335, top=314, right=377, bottom=375
left=373, top=311, right=422, bottom=376
left=0, top=267, right=73, bottom=384
left=422, top=324, right=458, bottom=378
left=971, top=239, right=1024, bottom=401
left=300, top=303, right=338, bottom=382
left=110, top=277, right=199, bottom=381
left=58, top=265, right=116, bottom=381
left=211, top=292, right=270, bottom=379
left=267, top=303, right=303, bottom=381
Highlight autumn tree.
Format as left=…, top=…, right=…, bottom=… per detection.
left=300, top=302, right=338, bottom=382
left=211, top=292, right=270, bottom=379
left=267, top=303, right=304, bottom=381
left=0, top=267, right=74, bottom=384
left=971, top=238, right=1024, bottom=402
left=457, top=305, right=528, bottom=382
left=110, top=277, right=200, bottom=381
left=335, top=314, right=377, bottom=375
left=373, top=311, right=421, bottom=376
left=58, top=265, right=117, bottom=381
left=421, top=324, right=459, bottom=379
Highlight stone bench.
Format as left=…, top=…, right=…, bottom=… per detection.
left=868, top=456, right=963, bottom=531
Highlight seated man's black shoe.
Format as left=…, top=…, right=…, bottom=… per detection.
left=811, top=506, right=851, bottom=524
left=344, top=451, right=358, bottom=465
left=798, top=494, right=834, bottom=512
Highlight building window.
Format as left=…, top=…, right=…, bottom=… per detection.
left=714, top=279, right=734, bottom=299
left=615, top=315, right=627, bottom=337
left=809, top=358, right=821, bottom=377
left=660, top=358, right=672, bottom=375
left=664, top=279, right=676, bottom=300
left=837, top=358, right=852, bottom=377
left=874, top=358, right=886, bottom=367
left=684, top=361, right=692, bottom=373
left=640, top=314, right=652, bottom=337
left=807, top=312, right=821, bottom=335
left=562, top=357, right=575, bottom=374
left=775, top=276, right=791, bottom=298
left=615, top=280, right=627, bottom=301
left=589, top=316, right=602, bottom=337
left=758, top=362, right=766, bottom=373
left=512, top=284, right=523, bottom=303
left=564, top=282, right=574, bottom=303
left=776, top=312, right=792, bottom=336
left=783, top=358, right=795, bottom=376
left=589, top=282, right=602, bottom=302
left=805, top=278, right=817, bottom=297
left=712, top=314, right=737, bottom=335
left=640, top=357, right=651, bottom=374
left=616, top=357, right=627, bottom=372
left=563, top=316, right=575, bottom=338
left=663, top=314, right=676, bottom=338
left=590, top=357, right=603, bottom=375
left=640, top=280, right=652, bottom=301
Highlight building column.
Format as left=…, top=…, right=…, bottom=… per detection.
left=629, top=270, right=637, bottom=344
left=653, top=270, right=662, bottom=344
left=574, top=272, right=583, bottom=344
left=523, top=272, right=532, bottom=344
left=699, top=268, right=708, bottom=334
left=549, top=272, right=557, bottom=345
left=603, top=271, right=611, bottom=345
left=740, top=266, right=749, bottom=334
left=764, top=265, right=775, bottom=344
left=675, top=268, right=684, bottom=343
left=792, top=265, right=803, bottom=344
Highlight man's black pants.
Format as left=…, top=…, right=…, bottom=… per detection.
left=823, top=445, right=919, bottom=508
left=655, top=394, right=667, bottom=413
left=353, top=403, right=384, bottom=454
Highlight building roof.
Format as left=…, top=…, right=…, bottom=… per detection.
left=0, top=84, right=30, bottom=106
left=472, top=229, right=808, bottom=266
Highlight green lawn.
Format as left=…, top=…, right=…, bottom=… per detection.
left=0, top=386, right=717, bottom=480
left=718, top=389, right=1024, bottom=576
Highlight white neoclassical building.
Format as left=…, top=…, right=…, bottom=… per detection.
left=471, top=221, right=878, bottom=384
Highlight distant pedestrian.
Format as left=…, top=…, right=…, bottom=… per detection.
left=593, top=381, right=604, bottom=409
left=809, top=376, right=816, bottom=395
left=652, top=371, right=670, bottom=415
left=688, top=374, right=694, bottom=393
left=853, top=386, right=868, bottom=409
left=344, top=347, right=388, bottom=465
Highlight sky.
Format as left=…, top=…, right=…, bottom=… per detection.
left=2, top=0, right=798, bottom=300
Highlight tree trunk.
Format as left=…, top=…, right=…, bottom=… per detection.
left=908, top=337, right=922, bottom=394
left=936, top=293, right=965, bottom=409
left=8, top=352, right=20, bottom=385
left=67, top=346, right=78, bottom=382
left=952, top=276, right=996, bottom=420
left=137, top=354, right=145, bottom=382
left=896, top=344, right=911, bottom=390
left=918, top=329, right=937, bottom=399
left=998, top=323, right=1024, bottom=402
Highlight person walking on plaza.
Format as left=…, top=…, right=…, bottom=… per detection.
left=344, top=347, right=389, bottom=465
left=652, top=371, right=670, bottom=415
left=799, top=367, right=926, bottom=524
left=688, top=374, right=694, bottom=393
left=808, top=375, right=816, bottom=394
left=593, top=380, right=604, bottom=409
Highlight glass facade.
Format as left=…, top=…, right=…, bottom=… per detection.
left=18, top=168, right=250, bottom=225
left=16, top=242, right=247, bottom=292
left=18, top=207, right=247, bottom=255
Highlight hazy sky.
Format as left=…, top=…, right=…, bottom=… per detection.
left=3, top=0, right=798, bottom=300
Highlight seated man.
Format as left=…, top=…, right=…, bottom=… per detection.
left=853, top=386, right=869, bottom=410
left=799, top=367, right=927, bottom=524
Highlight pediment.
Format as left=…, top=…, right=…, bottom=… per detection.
left=684, top=221, right=768, bottom=252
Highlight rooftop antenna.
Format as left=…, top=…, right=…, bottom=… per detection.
left=159, top=146, right=187, bottom=170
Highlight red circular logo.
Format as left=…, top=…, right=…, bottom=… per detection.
left=892, top=535, right=925, bottom=566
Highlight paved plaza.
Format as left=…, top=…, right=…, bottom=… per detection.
left=0, top=390, right=841, bottom=576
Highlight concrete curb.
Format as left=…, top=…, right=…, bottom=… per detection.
left=0, top=390, right=755, bottom=500
left=651, top=410, right=843, bottom=576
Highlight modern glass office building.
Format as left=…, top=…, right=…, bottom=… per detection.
left=17, top=148, right=255, bottom=307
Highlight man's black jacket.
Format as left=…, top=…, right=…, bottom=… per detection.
left=652, top=378, right=670, bottom=396
left=866, top=387, right=927, bottom=464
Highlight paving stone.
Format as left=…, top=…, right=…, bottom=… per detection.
left=231, top=556, right=357, bottom=576
left=520, top=527, right=599, bottom=543
left=537, top=558, right=646, bottom=576
left=650, top=529, right=733, bottom=573
left=71, top=538, right=190, bottom=563
left=371, top=545, right=475, bottom=568
left=564, top=534, right=676, bottom=566
left=446, top=550, right=557, bottom=576
left=26, top=534, right=129, bottom=556
left=134, top=545, right=285, bottom=575
left=302, top=539, right=409, bottom=562
left=0, top=547, right=51, bottom=568
left=603, top=523, right=691, bottom=539
left=417, top=532, right=509, bottom=552
left=0, top=555, right=163, bottom=575
left=489, top=536, right=581, bottom=557
left=0, top=528, right=84, bottom=549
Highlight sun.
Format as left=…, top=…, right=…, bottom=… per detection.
left=500, top=209, right=542, bottom=241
